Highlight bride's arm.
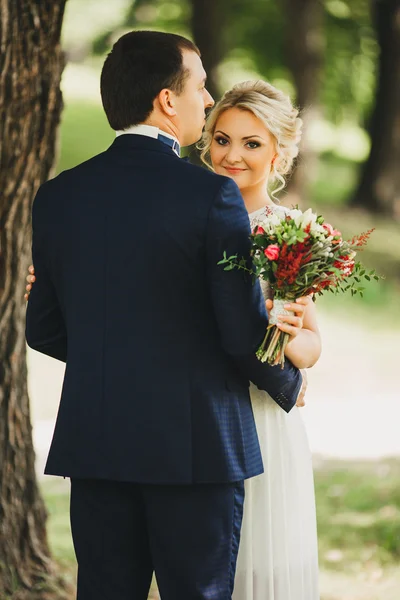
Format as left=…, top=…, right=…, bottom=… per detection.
left=272, top=297, right=321, bottom=369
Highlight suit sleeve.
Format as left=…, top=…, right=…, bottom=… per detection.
left=206, top=178, right=302, bottom=412
left=25, top=186, right=67, bottom=362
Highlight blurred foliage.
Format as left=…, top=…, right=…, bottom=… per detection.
left=56, top=101, right=113, bottom=171
left=323, top=0, right=378, bottom=125
left=60, top=0, right=389, bottom=207
left=90, top=0, right=192, bottom=56
left=70, top=0, right=379, bottom=130
left=315, top=458, right=400, bottom=569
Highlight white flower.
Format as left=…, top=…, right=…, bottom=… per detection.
left=268, top=213, right=282, bottom=227
left=259, top=212, right=282, bottom=235
left=302, top=208, right=317, bottom=227
left=291, top=208, right=317, bottom=230
left=288, top=208, right=303, bottom=223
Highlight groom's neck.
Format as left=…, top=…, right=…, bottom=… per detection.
left=143, top=117, right=181, bottom=145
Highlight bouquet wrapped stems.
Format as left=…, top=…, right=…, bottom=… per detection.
left=256, top=299, right=293, bottom=368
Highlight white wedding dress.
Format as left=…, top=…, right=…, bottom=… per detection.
left=232, top=206, right=320, bottom=600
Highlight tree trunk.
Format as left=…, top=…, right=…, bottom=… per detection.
left=281, top=0, right=324, bottom=206
left=190, top=0, right=227, bottom=101
left=351, top=0, right=400, bottom=219
left=187, top=0, right=228, bottom=164
left=0, top=1, right=68, bottom=598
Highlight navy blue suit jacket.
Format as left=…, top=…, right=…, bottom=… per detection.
left=26, top=134, right=302, bottom=484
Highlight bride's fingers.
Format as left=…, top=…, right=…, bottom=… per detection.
left=276, top=324, right=299, bottom=337
left=278, top=314, right=303, bottom=328
left=28, top=265, right=35, bottom=274
left=283, top=302, right=305, bottom=316
left=295, top=296, right=312, bottom=307
left=276, top=321, right=301, bottom=337
left=265, top=299, right=273, bottom=311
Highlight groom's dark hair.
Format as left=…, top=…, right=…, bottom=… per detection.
left=101, top=30, right=200, bottom=130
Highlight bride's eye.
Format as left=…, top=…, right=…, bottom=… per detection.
left=215, top=136, right=229, bottom=146
left=246, top=141, right=261, bottom=149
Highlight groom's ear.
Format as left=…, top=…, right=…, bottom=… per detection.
left=156, top=89, right=177, bottom=117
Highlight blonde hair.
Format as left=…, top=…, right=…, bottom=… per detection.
left=198, top=80, right=302, bottom=198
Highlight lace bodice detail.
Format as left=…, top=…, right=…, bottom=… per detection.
left=248, top=204, right=289, bottom=301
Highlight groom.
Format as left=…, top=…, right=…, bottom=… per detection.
left=26, top=31, right=303, bottom=599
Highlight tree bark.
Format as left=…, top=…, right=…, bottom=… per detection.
left=281, top=0, right=324, bottom=206
left=190, top=0, right=227, bottom=101
left=0, top=1, right=68, bottom=597
left=351, top=0, right=400, bottom=219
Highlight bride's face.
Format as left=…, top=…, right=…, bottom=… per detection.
left=210, top=107, right=277, bottom=192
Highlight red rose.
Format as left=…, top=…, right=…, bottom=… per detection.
left=264, top=244, right=280, bottom=261
left=255, top=226, right=265, bottom=235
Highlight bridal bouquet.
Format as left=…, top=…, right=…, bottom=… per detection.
left=219, top=207, right=378, bottom=368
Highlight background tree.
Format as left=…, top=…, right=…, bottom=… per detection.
left=218, top=0, right=324, bottom=204
left=281, top=0, right=324, bottom=205
left=351, top=0, right=400, bottom=218
left=0, top=1, right=68, bottom=597
left=190, top=0, right=228, bottom=100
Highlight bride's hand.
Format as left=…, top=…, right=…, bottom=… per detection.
left=24, top=265, right=35, bottom=301
left=265, top=295, right=313, bottom=338
left=296, top=369, right=308, bottom=407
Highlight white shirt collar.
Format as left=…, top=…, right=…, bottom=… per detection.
left=115, top=124, right=180, bottom=156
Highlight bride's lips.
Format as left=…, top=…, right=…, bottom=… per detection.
left=224, top=167, right=246, bottom=174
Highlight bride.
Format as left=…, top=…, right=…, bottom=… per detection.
left=199, top=80, right=321, bottom=600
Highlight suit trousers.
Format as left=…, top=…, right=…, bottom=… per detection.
left=70, top=477, right=245, bottom=600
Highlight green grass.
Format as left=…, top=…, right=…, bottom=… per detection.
left=43, top=479, right=76, bottom=567
left=42, top=458, right=400, bottom=581
left=314, top=269, right=400, bottom=329
left=315, top=459, right=400, bottom=571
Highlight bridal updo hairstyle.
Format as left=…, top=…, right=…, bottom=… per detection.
left=199, top=80, right=303, bottom=196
